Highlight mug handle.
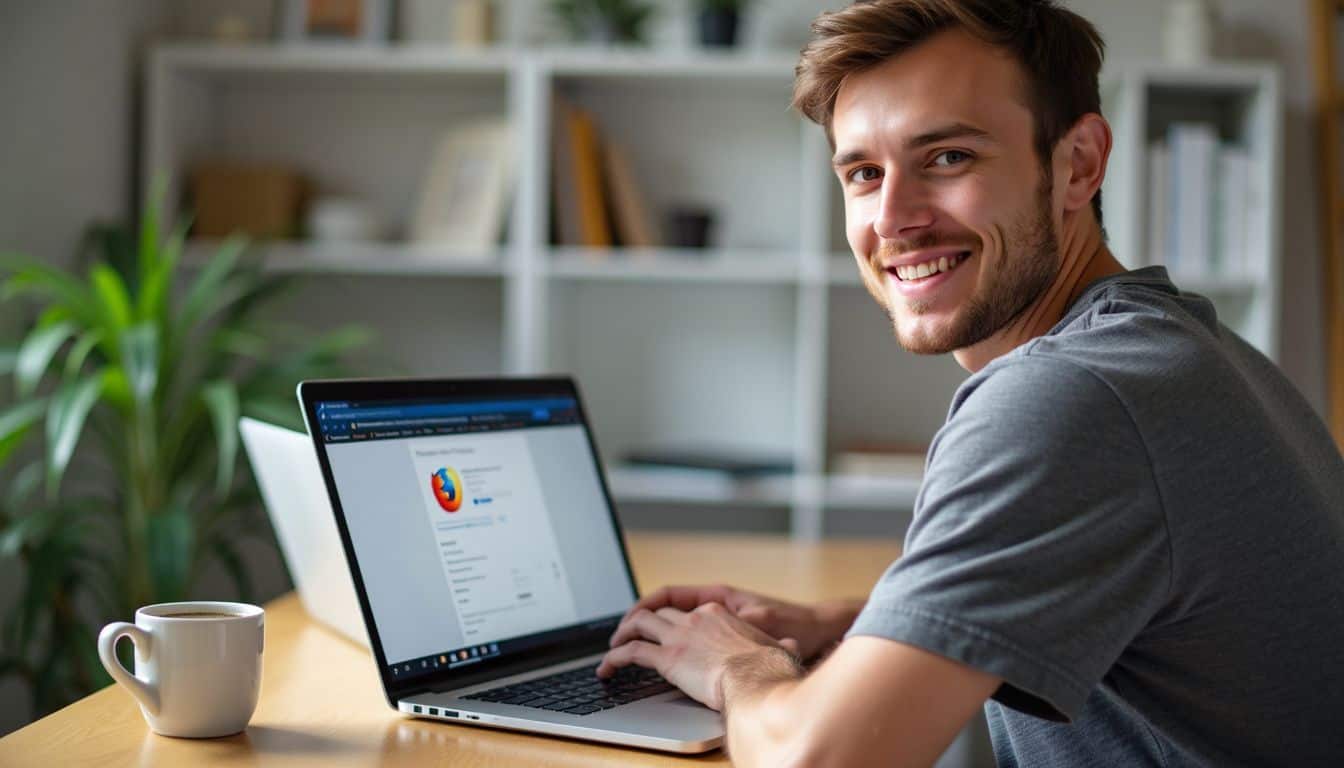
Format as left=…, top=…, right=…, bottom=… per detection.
left=97, top=621, right=159, bottom=716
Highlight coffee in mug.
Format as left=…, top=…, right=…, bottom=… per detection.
left=98, top=601, right=264, bottom=738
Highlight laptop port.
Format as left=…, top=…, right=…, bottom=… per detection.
left=443, top=710, right=459, bottom=718
left=428, top=707, right=438, bottom=716
left=413, top=705, right=422, bottom=714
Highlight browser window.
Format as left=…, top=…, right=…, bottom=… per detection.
left=314, top=397, right=635, bottom=680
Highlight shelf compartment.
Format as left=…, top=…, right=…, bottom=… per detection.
left=156, top=43, right=515, bottom=77
left=549, top=75, right=804, bottom=254
left=605, top=464, right=794, bottom=507
left=150, top=48, right=512, bottom=244
left=547, top=247, right=800, bottom=284
left=547, top=280, right=799, bottom=466
left=186, top=240, right=506, bottom=276
left=824, top=283, right=968, bottom=465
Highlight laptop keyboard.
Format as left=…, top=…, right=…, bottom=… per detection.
left=461, top=664, right=675, bottom=716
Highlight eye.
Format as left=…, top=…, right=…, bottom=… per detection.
left=931, top=149, right=972, bottom=168
left=846, top=166, right=881, bottom=184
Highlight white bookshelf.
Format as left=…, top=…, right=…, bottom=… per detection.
left=1101, top=61, right=1282, bottom=358
left=147, top=45, right=1283, bottom=538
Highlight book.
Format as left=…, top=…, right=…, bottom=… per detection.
left=603, top=140, right=658, bottom=248
left=551, top=96, right=584, bottom=248
left=622, top=446, right=794, bottom=478
left=1147, top=142, right=1169, bottom=267
left=1215, top=145, right=1251, bottom=278
left=1167, top=122, right=1219, bottom=278
left=831, top=446, right=927, bottom=479
left=568, top=105, right=613, bottom=248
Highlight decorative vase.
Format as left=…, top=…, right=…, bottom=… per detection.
left=1163, top=0, right=1217, bottom=64
left=698, top=8, right=739, bottom=48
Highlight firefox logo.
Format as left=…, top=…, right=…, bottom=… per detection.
left=431, top=467, right=463, bottom=513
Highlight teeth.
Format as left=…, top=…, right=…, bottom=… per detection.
left=896, top=252, right=966, bottom=281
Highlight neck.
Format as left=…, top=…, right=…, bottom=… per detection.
left=953, top=215, right=1124, bottom=373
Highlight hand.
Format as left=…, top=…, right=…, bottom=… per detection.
left=596, top=601, right=800, bottom=711
left=624, top=584, right=861, bottom=661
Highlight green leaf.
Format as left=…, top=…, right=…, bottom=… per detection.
left=147, top=506, right=193, bottom=602
left=0, top=343, right=17, bottom=376
left=34, top=304, right=72, bottom=330
left=44, top=373, right=104, bottom=498
left=209, top=536, right=255, bottom=604
left=178, top=236, right=246, bottom=332
left=119, top=324, right=159, bottom=407
left=0, top=257, right=97, bottom=326
left=63, top=329, right=104, bottom=381
left=5, top=461, right=43, bottom=509
left=11, top=524, right=77, bottom=650
left=201, top=380, right=239, bottom=497
left=0, top=503, right=64, bottom=558
left=0, top=399, right=46, bottom=466
left=15, top=321, right=77, bottom=396
left=139, top=176, right=166, bottom=283
left=137, top=216, right=190, bottom=323
left=89, top=263, right=134, bottom=334
left=99, top=367, right=133, bottom=413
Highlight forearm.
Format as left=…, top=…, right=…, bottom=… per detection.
left=720, top=648, right=811, bottom=767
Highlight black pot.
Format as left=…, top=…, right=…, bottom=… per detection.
left=667, top=208, right=715, bottom=249
left=698, top=8, right=739, bottom=47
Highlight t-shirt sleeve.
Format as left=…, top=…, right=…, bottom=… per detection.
left=846, top=355, right=1170, bottom=722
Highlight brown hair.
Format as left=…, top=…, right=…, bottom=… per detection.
left=793, top=0, right=1106, bottom=223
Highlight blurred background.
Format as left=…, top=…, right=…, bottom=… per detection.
left=1, top=0, right=1341, bottom=756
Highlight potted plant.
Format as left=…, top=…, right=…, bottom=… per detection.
left=697, top=0, right=747, bottom=47
left=0, top=189, right=371, bottom=718
left=550, top=0, right=655, bottom=45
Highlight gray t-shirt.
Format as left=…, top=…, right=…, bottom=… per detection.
left=847, top=267, right=1344, bottom=766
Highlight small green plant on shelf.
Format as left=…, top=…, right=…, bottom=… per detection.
left=551, top=0, right=656, bottom=44
left=0, top=186, right=371, bottom=719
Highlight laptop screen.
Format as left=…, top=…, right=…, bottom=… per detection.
left=310, top=390, right=637, bottom=685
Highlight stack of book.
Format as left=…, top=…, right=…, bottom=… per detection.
left=1146, top=122, right=1261, bottom=280
left=551, top=97, right=658, bottom=251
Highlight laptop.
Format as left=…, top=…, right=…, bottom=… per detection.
left=239, top=417, right=369, bottom=648
left=295, top=377, right=725, bottom=753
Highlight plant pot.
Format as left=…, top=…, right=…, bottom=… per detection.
left=698, top=8, right=739, bottom=47
left=667, top=208, right=714, bottom=249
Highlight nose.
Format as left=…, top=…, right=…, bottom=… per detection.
left=873, top=168, right=934, bottom=241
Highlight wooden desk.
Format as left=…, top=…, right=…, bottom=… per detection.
left=0, top=532, right=900, bottom=767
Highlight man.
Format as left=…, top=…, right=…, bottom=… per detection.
left=596, top=1, right=1344, bottom=766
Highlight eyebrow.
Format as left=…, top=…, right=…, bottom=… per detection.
left=830, top=122, right=993, bottom=167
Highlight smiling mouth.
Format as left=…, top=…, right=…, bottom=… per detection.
left=886, top=251, right=972, bottom=282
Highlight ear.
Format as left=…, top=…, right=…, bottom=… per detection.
left=1057, top=113, right=1112, bottom=215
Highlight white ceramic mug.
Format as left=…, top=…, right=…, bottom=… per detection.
left=97, top=601, right=264, bottom=738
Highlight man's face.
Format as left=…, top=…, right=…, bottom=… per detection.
left=832, top=29, right=1060, bottom=355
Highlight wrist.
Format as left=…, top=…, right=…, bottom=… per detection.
left=719, top=646, right=803, bottom=713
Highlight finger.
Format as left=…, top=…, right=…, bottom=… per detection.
left=608, top=609, right=673, bottom=649
left=627, top=585, right=731, bottom=619
left=736, top=604, right=774, bottom=627
left=779, top=637, right=801, bottom=657
left=717, top=605, right=784, bottom=645
left=654, top=607, right=688, bottom=624
left=596, top=640, right=663, bottom=678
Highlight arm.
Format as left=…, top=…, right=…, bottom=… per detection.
left=598, top=602, right=998, bottom=768
left=723, top=636, right=999, bottom=768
